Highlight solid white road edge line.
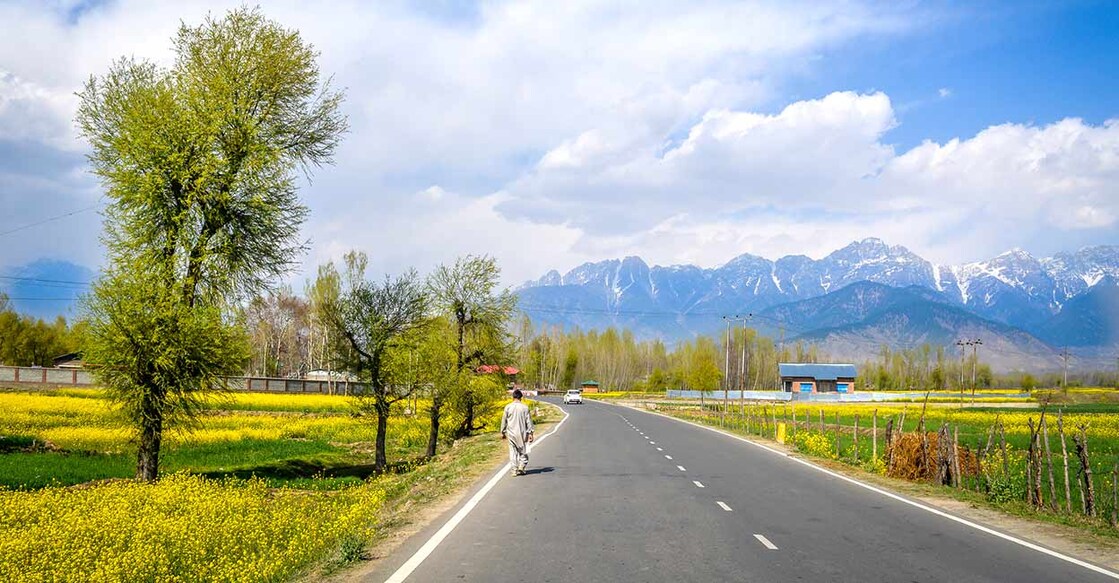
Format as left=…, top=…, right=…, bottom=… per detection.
left=384, top=406, right=571, bottom=583
left=754, top=534, right=778, bottom=550
left=717, top=501, right=733, bottom=511
left=616, top=401, right=1119, bottom=581
left=693, top=480, right=705, bottom=488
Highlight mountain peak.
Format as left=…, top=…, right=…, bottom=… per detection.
left=996, top=247, right=1036, bottom=261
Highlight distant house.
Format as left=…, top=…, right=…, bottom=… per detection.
left=779, top=363, right=857, bottom=394
left=305, top=370, right=356, bottom=382
left=580, top=380, right=601, bottom=393
left=476, top=365, right=521, bottom=376
left=52, top=352, right=84, bottom=369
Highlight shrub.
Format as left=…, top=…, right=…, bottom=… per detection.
left=794, top=431, right=836, bottom=459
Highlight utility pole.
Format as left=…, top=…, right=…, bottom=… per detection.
left=955, top=340, right=967, bottom=402
left=1060, top=347, right=1072, bottom=391
left=971, top=337, right=980, bottom=402
left=722, top=314, right=750, bottom=421
left=722, top=316, right=731, bottom=424
left=971, top=338, right=982, bottom=400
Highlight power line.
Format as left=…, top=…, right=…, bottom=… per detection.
left=0, top=202, right=103, bottom=238
left=1, top=297, right=81, bottom=301
left=0, top=275, right=92, bottom=286
left=517, top=303, right=813, bottom=334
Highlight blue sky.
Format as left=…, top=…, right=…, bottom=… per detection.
left=0, top=0, right=1116, bottom=308
left=794, top=1, right=1119, bottom=149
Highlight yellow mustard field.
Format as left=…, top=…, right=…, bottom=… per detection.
left=0, top=473, right=383, bottom=583
left=0, top=390, right=433, bottom=452
left=778, top=402, right=1119, bottom=440
left=0, top=388, right=520, bottom=581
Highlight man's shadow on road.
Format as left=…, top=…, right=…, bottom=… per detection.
left=522, top=467, right=555, bottom=476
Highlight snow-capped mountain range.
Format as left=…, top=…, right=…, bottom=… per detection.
left=516, top=239, right=1119, bottom=371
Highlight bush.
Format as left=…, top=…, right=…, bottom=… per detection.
left=986, top=473, right=1026, bottom=504
left=794, top=431, right=836, bottom=459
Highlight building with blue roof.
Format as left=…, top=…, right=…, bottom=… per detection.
left=779, top=363, right=858, bottom=394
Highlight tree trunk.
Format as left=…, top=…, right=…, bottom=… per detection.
left=375, top=400, right=389, bottom=472
left=426, top=399, right=441, bottom=459
left=136, top=393, right=163, bottom=482
left=457, top=394, right=477, bottom=439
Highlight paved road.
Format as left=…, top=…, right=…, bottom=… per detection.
left=370, top=399, right=1117, bottom=582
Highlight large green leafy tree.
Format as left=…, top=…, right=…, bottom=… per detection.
left=76, top=7, right=346, bottom=481
left=325, top=251, right=429, bottom=472
left=428, top=255, right=516, bottom=440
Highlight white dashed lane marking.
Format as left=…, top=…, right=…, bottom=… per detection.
left=716, top=501, right=733, bottom=512
left=693, top=480, right=705, bottom=488
left=754, top=534, right=778, bottom=550
left=677, top=465, right=686, bottom=471
left=664, top=455, right=673, bottom=460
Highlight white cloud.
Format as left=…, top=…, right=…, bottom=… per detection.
left=1, top=0, right=1115, bottom=288
left=0, top=71, right=80, bottom=149
left=498, top=93, right=1119, bottom=270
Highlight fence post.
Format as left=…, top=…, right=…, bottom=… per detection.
left=1058, top=410, right=1072, bottom=513
left=834, top=411, right=841, bottom=457
left=819, top=409, right=824, bottom=434
left=872, top=409, right=878, bottom=462
left=952, top=425, right=961, bottom=488
left=1042, top=415, right=1057, bottom=511
left=885, top=417, right=895, bottom=471
left=1111, top=463, right=1118, bottom=528
left=1074, top=425, right=1096, bottom=517
left=853, top=414, right=860, bottom=463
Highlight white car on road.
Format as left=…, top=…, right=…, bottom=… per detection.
left=563, top=390, right=583, bottom=405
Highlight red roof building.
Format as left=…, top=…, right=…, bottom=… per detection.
left=476, top=365, right=521, bottom=375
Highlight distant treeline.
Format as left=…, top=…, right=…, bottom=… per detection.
left=0, top=294, right=81, bottom=367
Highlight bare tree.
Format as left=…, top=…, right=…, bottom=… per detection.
left=325, top=251, right=428, bottom=471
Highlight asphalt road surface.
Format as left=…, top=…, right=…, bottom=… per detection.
left=369, top=398, right=1118, bottom=582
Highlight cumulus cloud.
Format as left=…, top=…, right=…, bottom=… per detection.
left=1, top=0, right=1115, bottom=288
left=498, top=92, right=1119, bottom=271
left=1, top=0, right=915, bottom=280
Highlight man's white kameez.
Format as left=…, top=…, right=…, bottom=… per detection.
left=501, top=400, right=534, bottom=473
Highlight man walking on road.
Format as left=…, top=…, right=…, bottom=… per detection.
left=501, top=389, right=534, bottom=476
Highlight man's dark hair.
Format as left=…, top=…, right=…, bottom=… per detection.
left=512, top=389, right=523, bottom=400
